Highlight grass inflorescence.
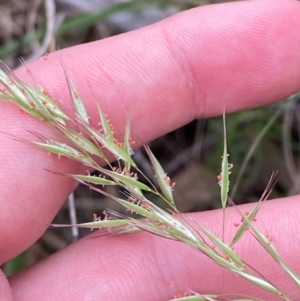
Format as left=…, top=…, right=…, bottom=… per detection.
left=0, top=62, right=299, bottom=301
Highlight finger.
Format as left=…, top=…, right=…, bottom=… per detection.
left=1, top=0, right=300, bottom=263
left=0, top=271, right=13, bottom=301
left=9, top=196, right=300, bottom=301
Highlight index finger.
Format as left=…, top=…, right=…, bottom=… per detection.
left=1, top=0, right=300, bottom=263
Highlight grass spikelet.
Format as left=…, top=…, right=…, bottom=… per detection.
left=198, top=225, right=245, bottom=268
left=97, top=103, right=114, bottom=140
left=59, top=127, right=104, bottom=158
left=83, top=123, right=136, bottom=166
left=246, top=217, right=300, bottom=289
left=23, top=84, right=69, bottom=125
left=67, top=174, right=117, bottom=186
left=80, top=184, right=158, bottom=221
left=233, top=270, right=283, bottom=296
left=97, top=133, right=136, bottom=165
left=169, top=293, right=218, bottom=301
left=123, top=118, right=133, bottom=170
left=52, top=218, right=131, bottom=230
left=65, top=73, right=90, bottom=124
left=16, top=132, right=93, bottom=165
left=0, top=67, right=44, bottom=119
left=219, top=113, right=230, bottom=209
left=0, top=64, right=69, bottom=123
left=218, top=113, right=232, bottom=241
left=144, top=145, right=177, bottom=210
left=32, top=141, right=92, bottom=164
left=98, top=167, right=151, bottom=194
left=230, top=171, right=277, bottom=247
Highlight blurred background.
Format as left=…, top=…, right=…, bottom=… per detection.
left=1, top=0, right=300, bottom=277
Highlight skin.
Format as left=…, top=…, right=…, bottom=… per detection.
left=1, top=0, right=300, bottom=300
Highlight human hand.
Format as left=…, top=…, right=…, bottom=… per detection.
left=1, top=1, right=300, bottom=300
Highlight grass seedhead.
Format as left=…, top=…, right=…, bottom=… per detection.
left=1, top=62, right=298, bottom=300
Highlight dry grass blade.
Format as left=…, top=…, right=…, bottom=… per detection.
left=230, top=106, right=282, bottom=199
